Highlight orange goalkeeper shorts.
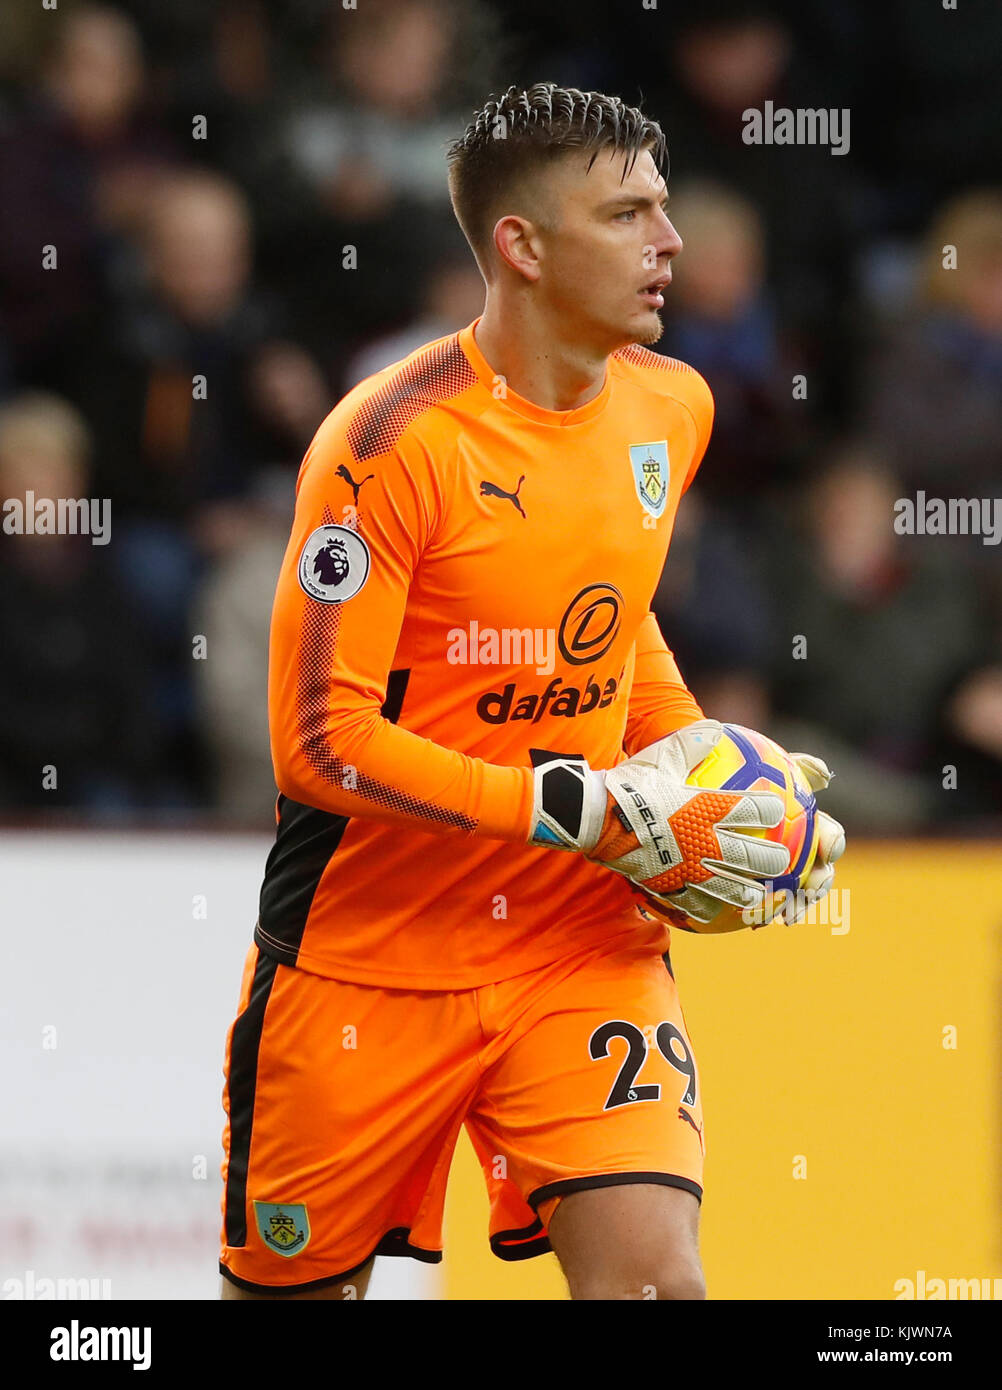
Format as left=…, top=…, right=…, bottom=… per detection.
left=219, top=932, right=705, bottom=1295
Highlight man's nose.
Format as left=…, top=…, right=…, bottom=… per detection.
left=661, top=216, right=683, bottom=258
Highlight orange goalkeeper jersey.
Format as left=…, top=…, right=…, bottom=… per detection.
left=255, top=318, right=713, bottom=988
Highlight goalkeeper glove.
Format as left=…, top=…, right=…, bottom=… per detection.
left=772, top=752, right=846, bottom=925
left=530, top=719, right=791, bottom=924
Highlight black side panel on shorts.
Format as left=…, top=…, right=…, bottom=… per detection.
left=224, top=950, right=279, bottom=1247
left=256, top=670, right=412, bottom=965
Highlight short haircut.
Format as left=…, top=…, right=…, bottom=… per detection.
left=447, top=81, right=667, bottom=269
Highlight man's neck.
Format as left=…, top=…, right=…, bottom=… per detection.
left=474, top=299, right=612, bottom=412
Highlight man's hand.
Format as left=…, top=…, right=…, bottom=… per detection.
left=530, top=719, right=791, bottom=924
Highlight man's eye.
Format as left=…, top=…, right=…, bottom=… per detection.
left=616, top=209, right=637, bottom=222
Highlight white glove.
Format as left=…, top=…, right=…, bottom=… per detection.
left=772, top=753, right=846, bottom=925
left=530, top=719, right=791, bottom=925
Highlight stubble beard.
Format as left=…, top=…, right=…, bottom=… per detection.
left=633, top=311, right=665, bottom=347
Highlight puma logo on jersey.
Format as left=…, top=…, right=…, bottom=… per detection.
left=336, top=463, right=374, bottom=507
left=480, top=475, right=526, bottom=518
left=678, top=1105, right=704, bottom=1142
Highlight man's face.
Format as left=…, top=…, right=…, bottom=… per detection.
left=529, top=145, right=683, bottom=350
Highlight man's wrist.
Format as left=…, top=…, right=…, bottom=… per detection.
left=529, top=756, right=608, bottom=851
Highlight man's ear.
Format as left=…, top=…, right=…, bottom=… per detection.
left=491, top=213, right=544, bottom=283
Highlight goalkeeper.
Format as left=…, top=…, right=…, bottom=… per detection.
left=220, top=82, right=844, bottom=1304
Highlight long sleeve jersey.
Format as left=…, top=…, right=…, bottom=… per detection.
left=255, top=317, right=714, bottom=988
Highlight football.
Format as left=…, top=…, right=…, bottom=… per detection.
left=634, top=724, right=821, bottom=934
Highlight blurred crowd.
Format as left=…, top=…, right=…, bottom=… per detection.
left=0, top=0, right=999, bottom=831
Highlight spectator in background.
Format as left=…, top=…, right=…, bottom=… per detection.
left=0, top=394, right=158, bottom=811
left=272, top=0, right=498, bottom=372
left=933, top=662, right=1002, bottom=827
left=72, top=167, right=328, bottom=536
left=842, top=0, right=1002, bottom=236
left=642, top=2, right=857, bottom=421
left=287, top=0, right=464, bottom=217
left=341, top=227, right=485, bottom=389
left=764, top=444, right=991, bottom=832
left=151, top=0, right=307, bottom=285
left=192, top=486, right=292, bottom=822
left=0, top=5, right=179, bottom=389
left=861, top=188, right=1002, bottom=498
left=67, top=167, right=330, bottom=806
left=651, top=485, right=775, bottom=735
left=656, top=179, right=805, bottom=511
left=860, top=188, right=1002, bottom=654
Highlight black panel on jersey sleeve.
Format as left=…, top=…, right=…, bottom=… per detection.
left=256, top=797, right=350, bottom=963
left=382, top=667, right=410, bottom=724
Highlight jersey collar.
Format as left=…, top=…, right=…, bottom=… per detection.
left=457, top=317, right=614, bottom=427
